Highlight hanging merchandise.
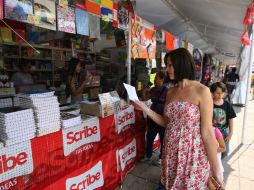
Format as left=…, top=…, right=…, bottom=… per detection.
left=101, top=0, right=113, bottom=10
left=34, top=0, right=56, bottom=31
left=113, top=2, right=118, bottom=28
left=57, top=6, right=76, bottom=34
left=58, top=0, right=76, bottom=8
left=156, top=30, right=165, bottom=43
left=161, top=52, right=166, bottom=67
left=187, top=42, right=194, bottom=56
left=76, top=8, right=89, bottom=36
left=88, top=13, right=101, bottom=39
left=173, top=36, right=179, bottom=49
left=85, top=0, right=100, bottom=15
left=131, top=17, right=156, bottom=59
left=117, top=3, right=129, bottom=30
left=241, top=29, right=251, bottom=46
left=101, top=7, right=113, bottom=22
left=4, top=0, right=34, bottom=24
left=114, top=29, right=126, bottom=47
left=193, top=48, right=203, bottom=81
left=91, top=0, right=100, bottom=3
left=165, top=32, right=174, bottom=51
left=243, top=8, right=253, bottom=25
left=76, top=0, right=85, bottom=9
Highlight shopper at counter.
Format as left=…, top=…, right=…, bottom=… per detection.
left=66, top=58, right=91, bottom=104
left=141, top=71, right=167, bottom=165
left=11, top=60, right=34, bottom=86
left=134, top=48, right=224, bottom=189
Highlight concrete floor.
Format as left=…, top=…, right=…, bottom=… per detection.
left=122, top=101, right=254, bottom=190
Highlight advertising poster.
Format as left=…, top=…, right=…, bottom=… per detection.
left=131, top=19, right=156, bottom=59
left=4, top=0, right=34, bottom=24
left=75, top=8, right=89, bottom=36
left=57, top=6, right=76, bottom=34
left=58, top=0, right=75, bottom=8
left=34, top=0, right=56, bottom=31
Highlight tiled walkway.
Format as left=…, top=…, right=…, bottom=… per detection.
left=122, top=101, right=254, bottom=190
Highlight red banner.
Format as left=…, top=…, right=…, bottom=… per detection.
left=0, top=113, right=146, bottom=190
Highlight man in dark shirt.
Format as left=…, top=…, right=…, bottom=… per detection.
left=225, top=67, right=239, bottom=101
left=141, top=71, right=168, bottom=165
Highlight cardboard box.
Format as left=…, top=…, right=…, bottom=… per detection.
left=81, top=91, right=120, bottom=118
left=80, top=101, right=103, bottom=117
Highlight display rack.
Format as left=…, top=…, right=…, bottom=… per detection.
left=1, top=42, right=96, bottom=86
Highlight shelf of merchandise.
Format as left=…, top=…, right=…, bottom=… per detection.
left=1, top=41, right=96, bottom=87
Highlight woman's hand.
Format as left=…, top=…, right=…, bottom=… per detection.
left=212, top=170, right=225, bottom=190
left=133, top=100, right=149, bottom=112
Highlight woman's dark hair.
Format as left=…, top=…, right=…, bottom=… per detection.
left=210, top=82, right=227, bottom=93
left=65, top=58, right=81, bottom=98
left=165, top=48, right=196, bottom=82
left=66, top=58, right=80, bottom=76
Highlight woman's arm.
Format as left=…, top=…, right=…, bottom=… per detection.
left=199, top=87, right=224, bottom=186
left=217, top=136, right=226, bottom=153
left=134, top=100, right=165, bottom=127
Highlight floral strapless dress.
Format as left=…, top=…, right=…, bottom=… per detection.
left=161, top=101, right=210, bottom=190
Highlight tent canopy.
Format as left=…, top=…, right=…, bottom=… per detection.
left=136, top=0, right=250, bottom=65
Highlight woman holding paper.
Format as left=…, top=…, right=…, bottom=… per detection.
left=133, top=48, right=224, bottom=190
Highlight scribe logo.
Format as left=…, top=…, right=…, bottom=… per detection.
left=62, top=117, right=100, bottom=156
left=0, top=141, right=33, bottom=183
left=116, top=106, right=135, bottom=134
left=118, top=139, right=136, bottom=170
left=66, top=161, right=104, bottom=190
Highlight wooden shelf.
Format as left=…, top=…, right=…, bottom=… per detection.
left=3, top=56, right=20, bottom=59
left=22, top=57, right=52, bottom=60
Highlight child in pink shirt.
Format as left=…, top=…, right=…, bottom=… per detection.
left=208, top=127, right=226, bottom=190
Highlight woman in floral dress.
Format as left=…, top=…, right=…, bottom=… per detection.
left=134, top=48, right=224, bottom=190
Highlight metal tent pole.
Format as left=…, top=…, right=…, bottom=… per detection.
left=127, top=12, right=132, bottom=86
left=241, top=25, right=254, bottom=144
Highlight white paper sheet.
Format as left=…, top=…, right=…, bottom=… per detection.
left=123, top=83, right=139, bottom=101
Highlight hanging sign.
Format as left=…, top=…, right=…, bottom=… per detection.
left=57, top=6, right=76, bottom=34
left=131, top=18, right=156, bottom=59
left=0, top=0, right=3, bottom=19
left=4, top=0, right=34, bottom=24
left=34, top=0, right=56, bottom=31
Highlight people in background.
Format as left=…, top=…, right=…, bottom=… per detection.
left=225, top=67, right=239, bottom=101
left=210, top=82, right=236, bottom=159
left=66, top=58, right=91, bottom=104
left=11, top=60, right=34, bottom=86
left=141, top=71, right=167, bottom=165
left=134, top=48, right=224, bottom=189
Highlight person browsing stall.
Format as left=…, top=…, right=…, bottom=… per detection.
left=134, top=48, right=224, bottom=190
left=141, top=71, right=167, bottom=165
left=66, top=58, right=92, bottom=104
left=11, top=60, right=34, bottom=86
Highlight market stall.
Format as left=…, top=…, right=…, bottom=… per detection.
left=0, top=0, right=209, bottom=189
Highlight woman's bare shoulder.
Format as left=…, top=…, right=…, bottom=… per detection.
left=195, top=83, right=211, bottom=99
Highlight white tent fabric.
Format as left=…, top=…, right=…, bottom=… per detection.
left=232, top=44, right=251, bottom=104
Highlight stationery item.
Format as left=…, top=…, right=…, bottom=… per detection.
left=123, top=83, right=139, bottom=101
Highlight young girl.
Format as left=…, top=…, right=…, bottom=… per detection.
left=210, top=82, right=236, bottom=158
left=208, top=127, right=226, bottom=190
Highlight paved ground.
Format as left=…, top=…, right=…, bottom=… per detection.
left=122, top=101, right=254, bottom=190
